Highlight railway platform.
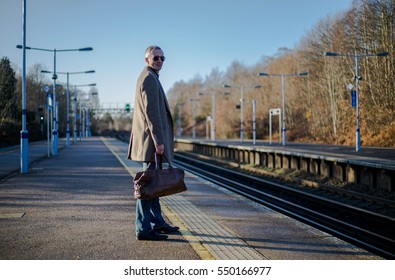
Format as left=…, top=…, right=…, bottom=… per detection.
left=175, top=138, right=395, bottom=193
left=0, top=137, right=383, bottom=260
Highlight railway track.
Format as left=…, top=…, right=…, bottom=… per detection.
left=174, top=152, right=395, bottom=259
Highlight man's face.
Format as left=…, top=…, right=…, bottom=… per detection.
left=146, top=49, right=165, bottom=73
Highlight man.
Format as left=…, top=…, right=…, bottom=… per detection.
left=127, top=45, right=179, bottom=241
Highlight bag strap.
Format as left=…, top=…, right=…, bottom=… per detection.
left=154, top=153, right=163, bottom=169
left=161, top=152, right=175, bottom=168
left=146, top=152, right=160, bottom=170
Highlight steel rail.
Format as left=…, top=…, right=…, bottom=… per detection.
left=174, top=153, right=395, bottom=259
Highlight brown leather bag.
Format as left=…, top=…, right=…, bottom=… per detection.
left=134, top=153, right=187, bottom=200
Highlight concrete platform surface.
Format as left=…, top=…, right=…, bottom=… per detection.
left=0, top=137, right=382, bottom=260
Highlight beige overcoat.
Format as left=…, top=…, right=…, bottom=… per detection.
left=127, top=66, right=174, bottom=163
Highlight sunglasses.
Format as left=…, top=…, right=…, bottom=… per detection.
left=153, top=56, right=166, bottom=62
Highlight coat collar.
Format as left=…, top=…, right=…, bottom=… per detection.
left=147, top=66, right=159, bottom=78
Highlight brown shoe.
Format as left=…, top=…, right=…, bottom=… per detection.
left=136, top=231, right=168, bottom=241
left=154, top=224, right=180, bottom=234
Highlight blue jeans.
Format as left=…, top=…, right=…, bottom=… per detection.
left=135, top=162, right=166, bottom=233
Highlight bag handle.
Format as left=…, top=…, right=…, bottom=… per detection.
left=154, top=152, right=174, bottom=170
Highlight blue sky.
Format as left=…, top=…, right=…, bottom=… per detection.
left=1, top=0, right=352, bottom=106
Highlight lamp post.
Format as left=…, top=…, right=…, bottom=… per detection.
left=85, top=92, right=98, bottom=138
left=223, top=84, right=261, bottom=143
left=19, top=0, right=28, bottom=173
left=73, top=84, right=97, bottom=142
left=252, top=99, right=257, bottom=144
left=41, top=70, right=95, bottom=147
left=16, top=45, right=93, bottom=155
left=324, top=51, right=388, bottom=152
left=259, top=72, right=308, bottom=146
left=198, top=92, right=216, bottom=140
left=176, top=102, right=184, bottom=137
left=190, top=97, right=200, bottom=139
left=43, top=84, right=62, bottom=157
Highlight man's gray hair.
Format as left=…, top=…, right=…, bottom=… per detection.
left=145, top=45, right=162, bottom=58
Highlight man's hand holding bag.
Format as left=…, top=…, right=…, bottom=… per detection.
left=134, top=153, right=187, bottom=199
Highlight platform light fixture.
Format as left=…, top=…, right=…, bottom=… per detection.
left=16, top=45, right=93, bottom=155
left=41, top=70, right=95, bottom=147
left=324, top=51, right=388, bottom=151
left=223, top=84, right=262, bottom=143
left=258, top=72, right=308, bottom=146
